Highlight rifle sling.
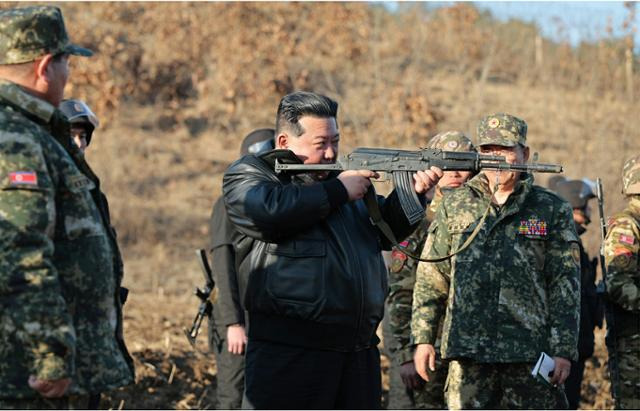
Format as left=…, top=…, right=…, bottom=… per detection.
left=364, top=186, right=492, bottom=263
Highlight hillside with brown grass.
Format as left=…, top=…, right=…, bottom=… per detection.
left=2, top=1, right=639, bottom=408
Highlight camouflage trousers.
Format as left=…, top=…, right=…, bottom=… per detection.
left=386, top=354, right=447, bottom=410
left=445, top=360, right=565, bottom=410
left=414, top=354, right=447, bottom=409
left=0, top=395, right=90, bottom=410
left=612, top=334, right=640, bottom=410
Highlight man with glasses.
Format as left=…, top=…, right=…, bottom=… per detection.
left=411, top=113, right=580, bottom=409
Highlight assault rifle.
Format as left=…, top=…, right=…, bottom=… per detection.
left=595, top=178, right=621, bottom=408
left=275, top=147, right=563, bottom=225
left=184, top=249, right=216, bottom=350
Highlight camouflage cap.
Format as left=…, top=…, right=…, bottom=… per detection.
left=427, top=130, right=476, bottom=152
left=0, top=6, right=93, bottom=65
left=622, top=154, right=640, bottom=195
left=477, top=113, right=527, bottom=147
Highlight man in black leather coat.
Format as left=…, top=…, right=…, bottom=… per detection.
left=222, top=91, right=442, bottom=409
left=208, top=129, right=275, bottom=409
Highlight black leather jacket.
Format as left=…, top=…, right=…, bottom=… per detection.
left=222, top=150, right=419, bottom=352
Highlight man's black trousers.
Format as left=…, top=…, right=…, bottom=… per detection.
left=242, top=339, right=382, bottom=409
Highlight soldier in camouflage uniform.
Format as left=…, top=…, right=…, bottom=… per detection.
left=385, top=131, right=476, bottom=409
left=604, top=154, right=640, bottom=409
left=411, top=113, right=581, bottom=409
left=0, top=6, right=134, bottom=409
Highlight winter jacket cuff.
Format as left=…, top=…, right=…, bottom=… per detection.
left=322, top=178, right=349, bottom=209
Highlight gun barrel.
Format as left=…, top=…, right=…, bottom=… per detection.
left=480, top=162, right=563, bottom=173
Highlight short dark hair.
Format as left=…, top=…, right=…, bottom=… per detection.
left=275, top=91, right=338, bottom=137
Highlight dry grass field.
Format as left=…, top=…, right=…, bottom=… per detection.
left=3, top=1, right=639, bottom=408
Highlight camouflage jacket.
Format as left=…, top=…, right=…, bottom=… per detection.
left=411, top=172, right=581, bottom=362
left=604, top=196, right=640, bottom=336
left=387, top=190, right=442, bottom=365
left=0, top=80, right=133, bottom=398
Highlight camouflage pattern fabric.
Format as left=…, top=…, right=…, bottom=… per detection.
left=0, top=80, right=133, bottom=398
left=477, top=113, right=527, bottom=147
left=386, top=194, right=447, bottom=410
left=622, top=154, right=640, bottom=196
left=386, top=131, right=474, bottom=409
left=0, top=6, right=92, bottom=64
left=411, top=172, right=580, bottom=364
left=604, top=197, right=640, bottom=313
left=604, top=196, right=640, bottom=409
left=615, top=334, right=640, bottom=409
left=425, top=130, right=474, bottom=152
left=445, top=360, right=563, bottom=409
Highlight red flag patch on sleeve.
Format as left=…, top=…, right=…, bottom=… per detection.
left=619, top=234, right=636, bottom=245
left=8, top=171, right=38, bottom=186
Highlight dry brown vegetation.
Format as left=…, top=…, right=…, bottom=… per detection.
left=2, top=1, right=639, bottom=408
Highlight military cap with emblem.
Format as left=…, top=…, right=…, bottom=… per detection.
left=477, top=113, right=527, bottom=147
left=622, top=154, right=640, bottom=196
left=0, top=5, right=93, bottom=65
left=427, top=130, right=476, bottom=153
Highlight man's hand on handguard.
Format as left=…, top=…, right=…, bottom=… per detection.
left=413, top=343, right=437, bottom=382
left=400, top=360, right=426, bottom=390
left=549, top=356, right=571, bottom=386
left=28, top=375, right=71, bottom=398
left=414, top=167, right=443, bottom=195
left=337, top=170, right=379, bottom=201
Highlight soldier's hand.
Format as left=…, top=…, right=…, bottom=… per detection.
left=413, top=343, right=437, bottom=382
left=414, top=167, right=443, bottom=195
left=227, top=324, right=248, bottom=355
left=399, top=360, right=426, bottom=390
left=550, top=357, right=571, bottom=386
left=28, top=375, right=71, bottom=398
left=338, top=170, right=379, bottom=201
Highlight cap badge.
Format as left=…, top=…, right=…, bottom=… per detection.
left=74, top=103, right=83, bottom=113
left=488, top=118, right=500, bottom=129
left=447, top=140, right=459, bottom=149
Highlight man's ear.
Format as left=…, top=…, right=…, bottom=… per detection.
left=276, top=132, right=289, bottom=149
left=34, top=54, right=54, bottom=84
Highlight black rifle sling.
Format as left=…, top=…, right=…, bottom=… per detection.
left=364, top=186, right=492, bottom=263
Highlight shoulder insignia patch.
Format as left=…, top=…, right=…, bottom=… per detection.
left=390, top=249, right=408, bottom=273
left=619, top=234, right=636, bottom=245
left=8, top=171, right=38, bottom=186
left=614, top=248, right=634, bottom=258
